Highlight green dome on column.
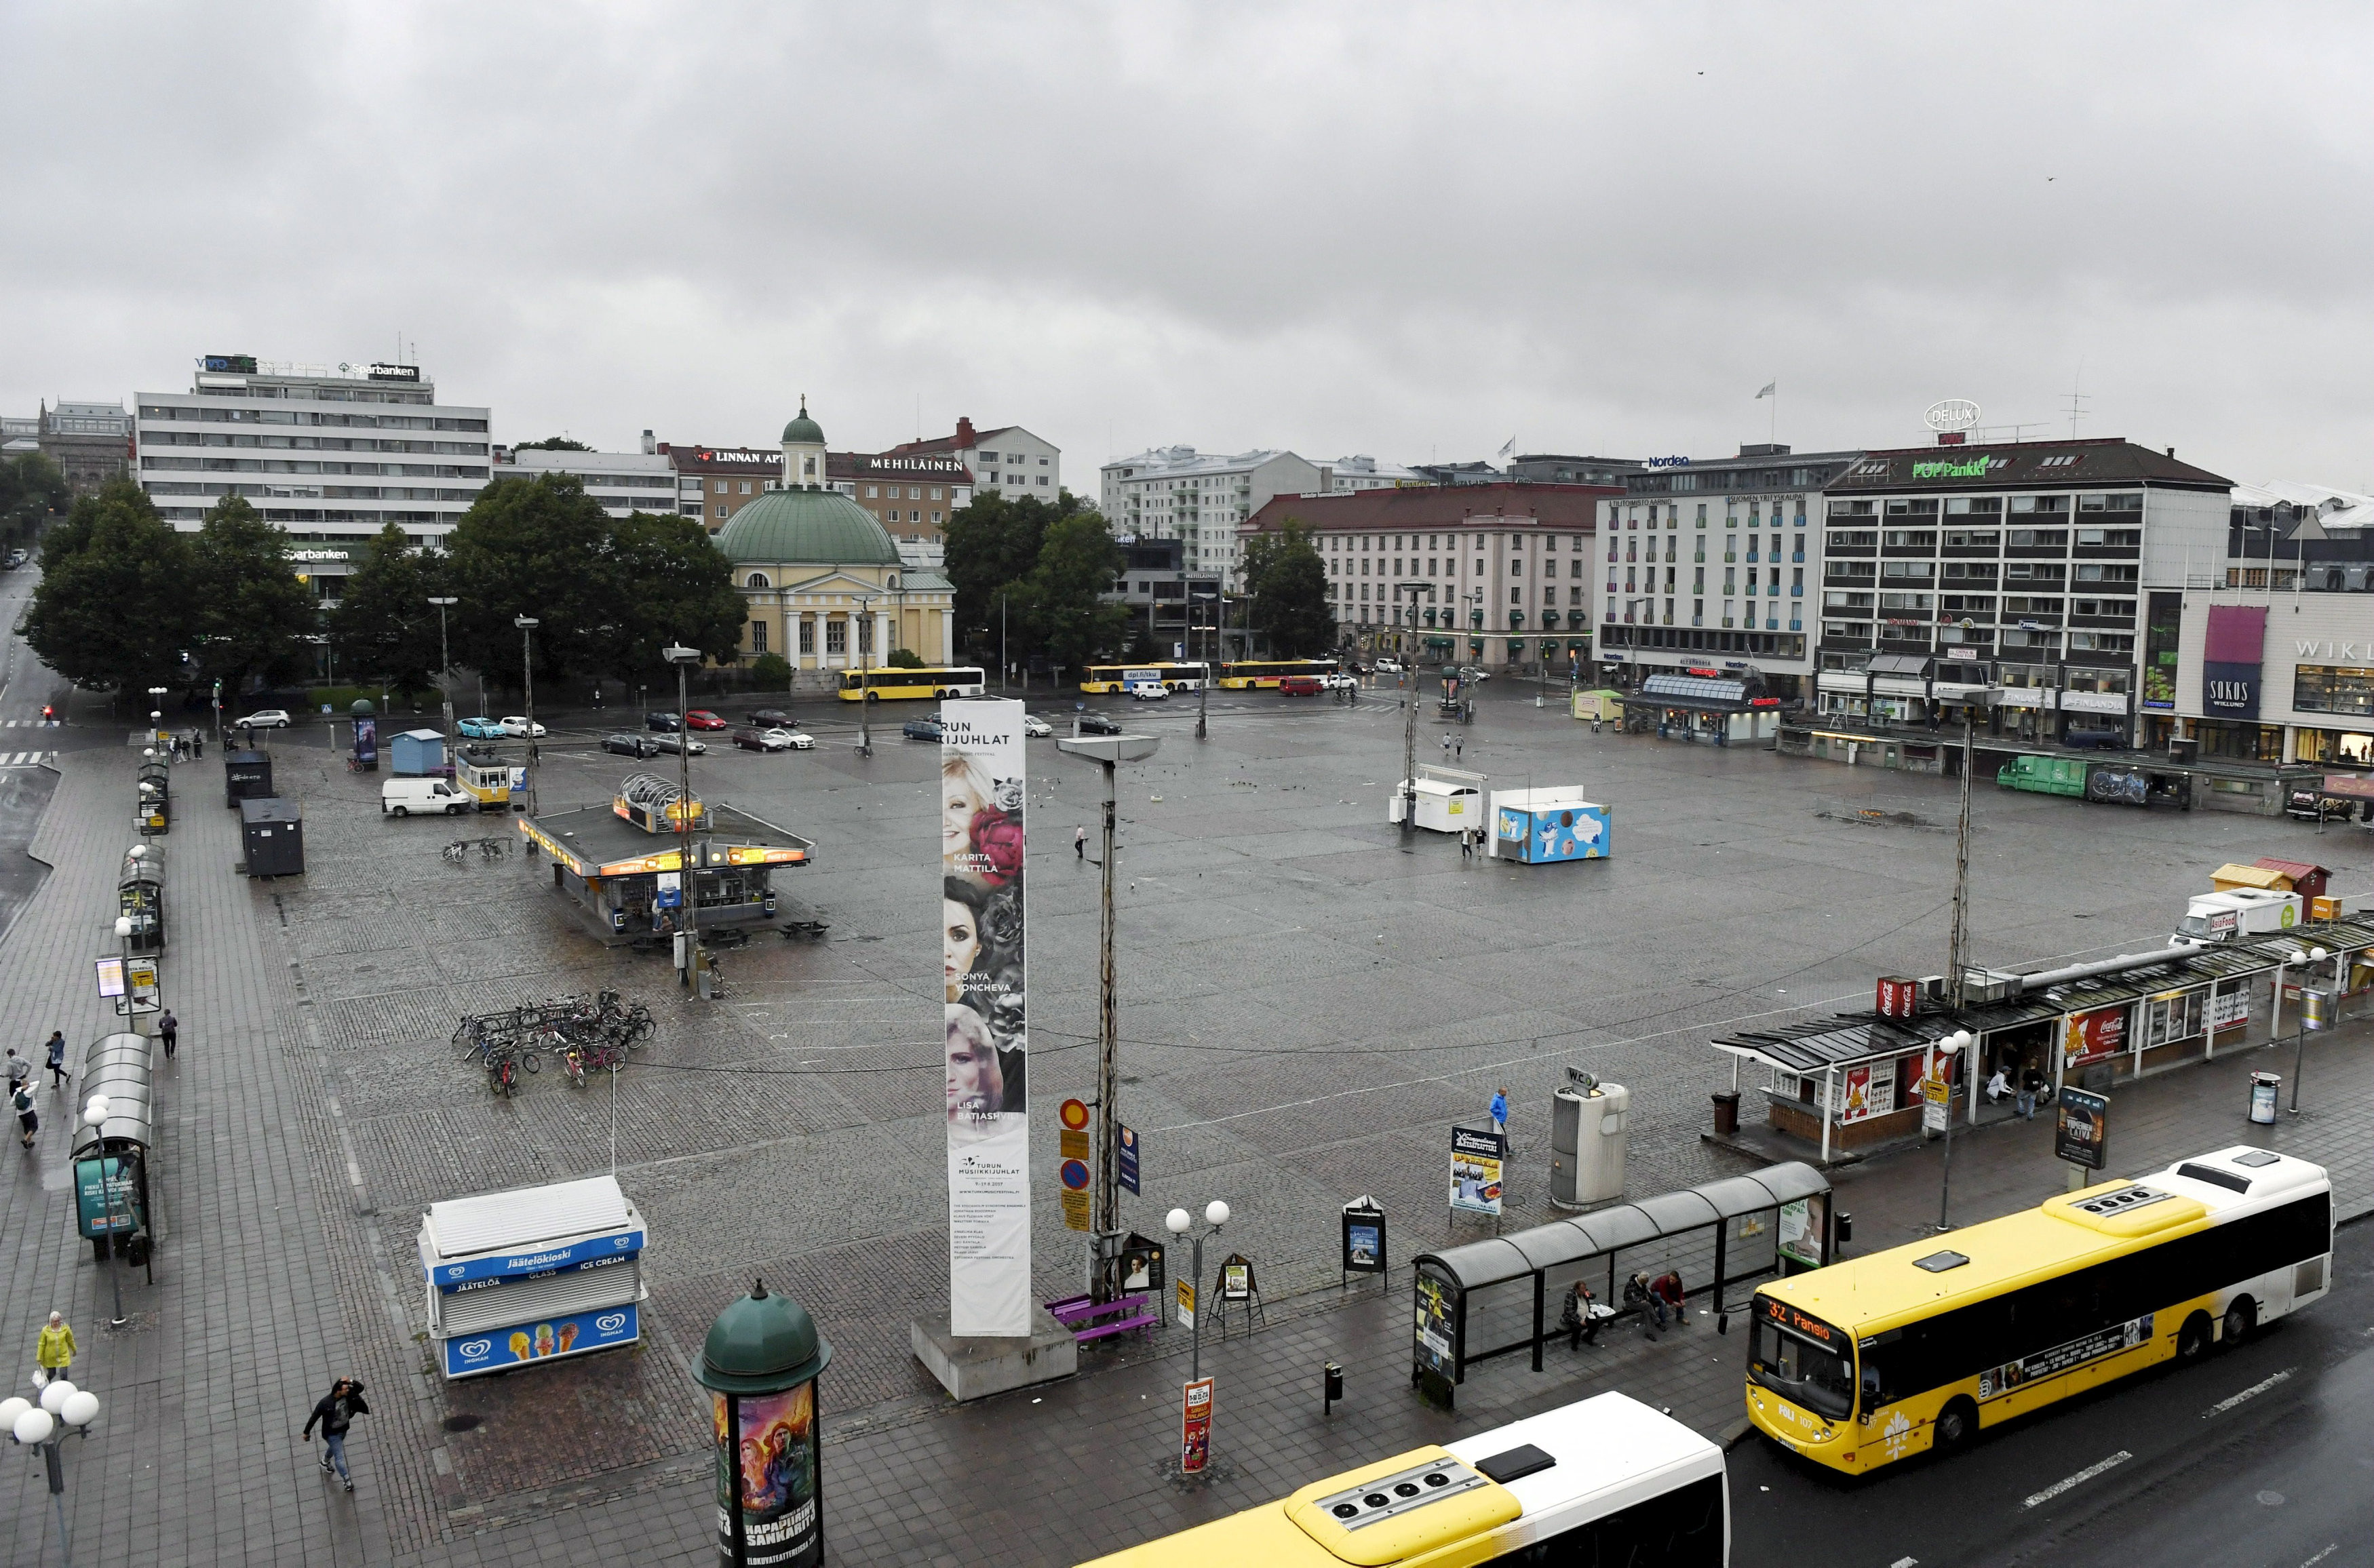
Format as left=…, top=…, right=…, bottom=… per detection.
left=781, top=395, right=824, bottom=446
left=696, top=1276, right=832, bottom=1394
left=715, top=488, right=902, bottom=567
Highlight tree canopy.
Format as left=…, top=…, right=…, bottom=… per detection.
left=330, top=522, right=447, bottom=695
left=188, top=496, right=319, bottom=692
left=1017, top=511, right=1131, bottom=672
left=1243, top=517, right=1336, bottom=657
left=0, top=452, right=67, bottom=548
left=509, top=436, right=591, bottom=452
left=943, top=489, right=1091, bottom=640
left=20, top=479, right=197, bottom=694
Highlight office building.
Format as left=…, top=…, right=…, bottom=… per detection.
left=1103, top=446, right=1325, bottom=585
left=1814, top=438, right=2230, bottom=747
left=1327, top=454, right=1422, bottom=492
left=825, top=447, right=972, bottom=571
left=133, top=356, right=490, bottom=597
left=1103, top=538, right=1226, bottom=662
left=1243, top=481, right=1617, bottom=669
left=1509, top=453, right=1642, bottom=487
left=1597, top=445, right=1862, bottom=702
left=494, top=435, right=678, bottom=517
left=882, top=416, right=1059, bottom=500
left=666, top=440, right=784, bottom=532
left=36, top=400, right=133, bottom=497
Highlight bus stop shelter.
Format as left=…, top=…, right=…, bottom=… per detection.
left=1411, top=1162, right=1831, bottom=1405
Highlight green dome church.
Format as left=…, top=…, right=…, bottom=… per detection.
left=717, top=397, right=956, bottom=676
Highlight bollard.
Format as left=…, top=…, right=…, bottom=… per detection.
left=1323, top=1361, right=1343, bottom=1415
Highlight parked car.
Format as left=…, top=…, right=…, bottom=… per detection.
left=2, top=549, right=25, bottom=570
left=903, top=718, right=945, bottom=742
left=381, top=777, right=471, bottom=817
left=648, top=732, right=707, bottom=755
left=1021, top=714, right=1054, bottom=738
left=237, top=709, right=294, bottom=729
left=1075, top=711, right=1123, bottom=735
left=732, top=726, right=811, bottom=751
left=685, top=709, right=728, bottom=731
left=602, top=732, right=654, bottom=758
left=499, top=716, right=547, bottom=738
left=1127, top=681, right=1169, bottom=701
left=644, top=711, right=683, bottom=732
left=745, top=707, right=792, bottom=726
left=456, top=716, right=504, bottom=739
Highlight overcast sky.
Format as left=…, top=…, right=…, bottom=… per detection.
left=5, top=3, right=2369, bottom=487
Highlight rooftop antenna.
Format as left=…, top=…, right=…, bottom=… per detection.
left=2065, top=361, right=2090, bottom=439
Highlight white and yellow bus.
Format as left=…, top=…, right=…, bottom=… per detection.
left=1747, top=1146, right=2332, bottom=1474
left=835, top=665, right=986, bottom=701
left=1078, top=1392, right=1726, bottom=1567
left=1080, top=663, right=1208, bottom=694
left=1218, top=658, right=1338, bottom=690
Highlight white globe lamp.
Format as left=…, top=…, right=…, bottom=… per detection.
left=38, top=1379, right=75, bottom=1415
left=13, top=1406, right=55, bottom=1445
left=1164, top=1207, right=1190, bottom=1235
left=1203, top=1200, right=1230, bottom=1228
left=60, top=1390, right=99, bottom=1428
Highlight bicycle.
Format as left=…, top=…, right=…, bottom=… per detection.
left=442, top=840, right=471, bottom=865
left=478, top=836, right=509, bottom=861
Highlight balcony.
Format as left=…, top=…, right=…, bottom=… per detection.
left=1790, top=584, right=1804, bottom=597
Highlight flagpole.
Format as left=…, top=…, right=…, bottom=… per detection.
left=1770, top=380, right=1778, bottom=445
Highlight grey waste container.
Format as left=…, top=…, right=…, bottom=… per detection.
left=239, top=797, right=305, bottom=878
left=2249, top=1072, right=2279, bottom=1125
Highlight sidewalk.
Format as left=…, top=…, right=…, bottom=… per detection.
left=390, top=1005, right=2374, bottom=1568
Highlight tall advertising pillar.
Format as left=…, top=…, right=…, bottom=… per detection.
left=941, top=698, right=1031, bottom=1335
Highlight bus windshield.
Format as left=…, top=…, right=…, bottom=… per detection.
left=1750, top=1304, right=1855, bottom=1419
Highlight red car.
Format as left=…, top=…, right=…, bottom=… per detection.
left=1278, top=675, right=1324, bottom=696
left=684, top=710, right=729, bottom=731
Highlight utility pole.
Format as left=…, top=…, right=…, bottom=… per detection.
left=1194, top=590, right=1214, bottom=739
left=855, top=593, right=875, bottom=756
left=1398, top=582, right=1422, bottom=836
left=428, top=596, right=456, bottom=757
left=1057, top=731, right=1161, bottom=1303
left=666, top=644, right=702, bottom=990
left=515, top=615, right=539, bottom=815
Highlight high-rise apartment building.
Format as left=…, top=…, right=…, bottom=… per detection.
left=1102, top=446, right=1325, bottom=585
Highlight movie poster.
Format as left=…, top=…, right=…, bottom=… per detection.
left=713, top=1382, right=820, bottom=1568
left=941, top=698, right=1031, bottom=1337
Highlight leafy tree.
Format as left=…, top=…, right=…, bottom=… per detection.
left=443, top=475, right=746, bottom=690
left=331, top=522, right=446, bottom=696
left=20, top=479, right=196, bottom=694
left=943, top=488, right=1091, bottom=642
left=189, top=496, right=319, bottom=692
left=885, top=648, right=925, bottom=669
left=0, top=452, right=68, bottom=547
left=749, top=651, right=792, bottom=689
left=510, top=436, right=591, bottom=452
left=1243, top=517, right=1336, bottom=657
left=1018, top=511, right=1130, bottom=672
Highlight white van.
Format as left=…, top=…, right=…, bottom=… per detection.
left=1126, top=680, right=1169, bottom=701
left=382, top=777, right=471, bottom=817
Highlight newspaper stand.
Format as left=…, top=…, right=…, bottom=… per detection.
left=419, top=1174, right=648, bottom=1379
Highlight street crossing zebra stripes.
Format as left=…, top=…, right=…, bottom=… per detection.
left=0, top=751, right=56, bottom=767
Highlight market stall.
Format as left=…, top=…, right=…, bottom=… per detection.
left=419, top=1174, right=648, bottom=1379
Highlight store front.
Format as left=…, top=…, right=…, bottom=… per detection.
left=519, top=775, right=813, bottom=944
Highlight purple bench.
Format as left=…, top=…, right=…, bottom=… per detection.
left=1046, top=1292, right=1160, bottom=1345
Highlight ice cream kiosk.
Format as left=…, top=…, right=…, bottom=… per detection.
left=1489, top=786, right=1611, bottom=863
left=420, top=1175, right=648, bottom=1379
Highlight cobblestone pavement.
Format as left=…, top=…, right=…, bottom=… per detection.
left=5, top=676, right=2373, bottom=1565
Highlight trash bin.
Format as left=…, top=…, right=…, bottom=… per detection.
left=2301, top=989, right=2332, bottom=1032
left=2249, top=1072, right=2280, bottom=1125
left=1710, top=1091, right=1740, bottom=1137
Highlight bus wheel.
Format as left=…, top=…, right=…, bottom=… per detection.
left=2177, top=1312, right=2213, bottom=1363
left=2223, top=1299, right=2255, bottom=1348
left=1933, top=1397, right=1978, bottom=1453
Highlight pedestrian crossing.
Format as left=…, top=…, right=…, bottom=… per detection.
left=0, top=718, right=56, bottom=726
left=0, top=751, right=55, bottom=767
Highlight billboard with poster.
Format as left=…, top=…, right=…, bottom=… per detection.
left=1449, top=1126, right=1505, bottom=1216
left=2056, top=1086, right=2109, bottom=1171
left=712, top=1379, right=821, bottom=1568
left=2062, top=1006, right=2128, bottom=1070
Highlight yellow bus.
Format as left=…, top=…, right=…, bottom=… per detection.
left=1218, top=658, right=1337, bottom=690
left=1080, top=663, right=1208, bottom=694
left=1746, top=1146, right=2332, bottom=1474
left=835, top=665, right=986, bottom=701
left=1078, top=1392, right=1725, bottom=1567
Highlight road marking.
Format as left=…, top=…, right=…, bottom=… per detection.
left=1892, top=1559, right=1918, bottom=1567
left=2204, top=1367, right=2293, bottom=1416
left=2300, top=1545, right=2337, bottom=1566
left=2023, top=1451, right=2130, bottom=1509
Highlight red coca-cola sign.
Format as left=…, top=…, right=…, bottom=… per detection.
left=1875, top=975, right=1921, bottom=1019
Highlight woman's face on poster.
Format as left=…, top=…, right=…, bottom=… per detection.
left=946, top=1006, right=1003, bottom=1120
left=944, top=897, right=980, bottom=1000
left=942, top=772, right=984, bottom=859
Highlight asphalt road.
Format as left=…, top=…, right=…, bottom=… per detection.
left=0, top=564, right=58, bottom=943
left=1729, top=1217, right=2374, bottom=1568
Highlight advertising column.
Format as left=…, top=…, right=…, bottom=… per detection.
left=941, top=699, right=1031, bottom=1336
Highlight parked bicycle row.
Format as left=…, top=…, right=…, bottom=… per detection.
left=450, top=989, right=655, bottom=1097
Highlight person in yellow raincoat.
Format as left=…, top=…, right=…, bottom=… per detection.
left=36, top=1311, right=75, bottom=1384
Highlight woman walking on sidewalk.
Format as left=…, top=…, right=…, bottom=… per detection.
left=36, top=1312, right=75, bottom=1386
left=157, top=1011, right=178, bottom=1061
left=12, top=1084, right=35, bottom=1149
left=303, top=1377, right=370, bottom=1493
left=44, top=1030, right=67, bottom=1090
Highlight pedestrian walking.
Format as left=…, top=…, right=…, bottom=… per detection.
left=35, top=1312, right=75, bottom=1386
left=157, top=1010, right=178, bottom=1061
left=12, top=1084, right=35, bottom=1148
left=1441, top=734, right=1452, bottom=758
left=2019, top=1065, right=2043, bottom=1121
left=1074, top=825, right=1086, bottom=860
left=1459, top=825, right=1473, bottom=861
left=193, top=730, right=204, bottom=759
left=5, top=1048, right=28, bottom=1094
left=1454, top=735, right=1463, bottom=760
left=303, top=1377, right=370, bottom=1493
left=1489, top=1086, right=1509, bottom=1136
left=44, top=1030, right=67, bottom=1089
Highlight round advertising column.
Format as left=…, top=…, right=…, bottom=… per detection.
left=697, top=1278, right=834, bottom=1568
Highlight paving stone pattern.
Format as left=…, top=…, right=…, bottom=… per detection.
left=8, top=689, right=2374, bottom=1565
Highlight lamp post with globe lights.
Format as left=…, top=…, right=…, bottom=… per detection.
left=4, top=1377, right=101, bottom=1567
left=1934, top=1028, right=1974, bottom=1232
left=2289, top=945, right=2328, bottom=1115
left=1164, top=1200, right=1230, bottom=1381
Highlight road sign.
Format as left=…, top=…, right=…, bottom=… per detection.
left=1059, top=1158, right=1091, bottom=1232
left=1059, top=1097, right=1089, bottom=1131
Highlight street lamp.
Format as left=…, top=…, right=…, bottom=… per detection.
left=5, top=1379, right=101, bottom=1568
left=853, top=593, right=876, bottom=757
left=428, top=597, right=458, bottom=753
left=1163, top=1200, right=1230, bottom=1381
left=2289, top=945, right=2327, bottom=1115
left=1191, top=590, right=1218, bottom=739
left=145, top=688, right=167, bottom=747
left=514, top=616, right=539, bottom=814
left=1059, top=731, right=1162, bottom=1303
left=1393, top=582, right=1427, bottom=836
left=83, top=1091, right=130, bottom=1327
left=1934, top=1027, right=1973, bottom=1232
left=665, top=644, right=705, bottom=993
